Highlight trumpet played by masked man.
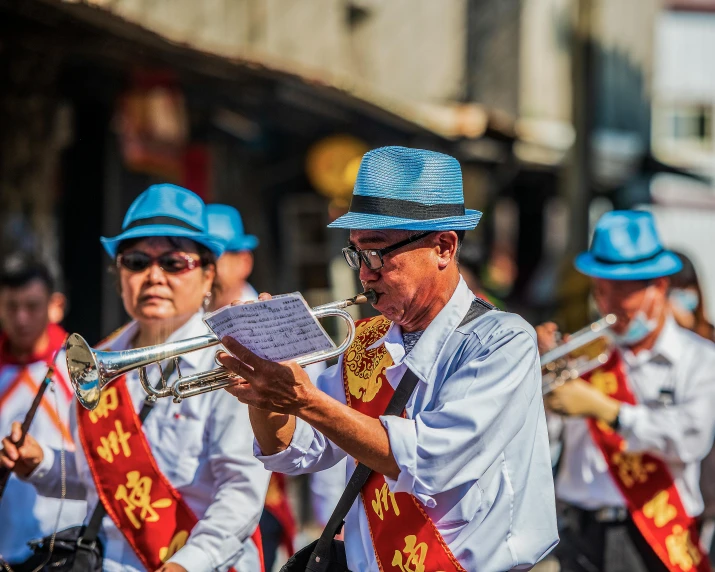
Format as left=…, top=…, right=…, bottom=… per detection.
left=218, top=146, right=558, bottom=571
left=538, top=210, right=715, bottom=572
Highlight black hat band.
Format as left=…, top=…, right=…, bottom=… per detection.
left=593, top=248, right=664, bottom=265
left=124, top=216, right=202, bottom=233
left=349, top=195, right=465, bottom=220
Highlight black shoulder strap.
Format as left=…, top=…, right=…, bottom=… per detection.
left=458, top=296, right=495, bottom=327
left=79, top=361, right=176, bottom=545
left=307, top=297, right=493, bottom=570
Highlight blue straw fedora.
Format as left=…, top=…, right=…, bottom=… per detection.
left=328, top=146, right=482, bottom=230
left=575, top=210, right=682, bottom=280
left=207, top=204, right=259, bottom=252
left=101, top=184, right=225, bottom=258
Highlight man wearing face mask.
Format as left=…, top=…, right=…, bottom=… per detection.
left=537, top=210, right=715, bottom=572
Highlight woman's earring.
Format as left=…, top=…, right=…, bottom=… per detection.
left=203, top=291, right=212, bottom=309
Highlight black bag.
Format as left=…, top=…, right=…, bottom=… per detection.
left=281, top=538, right=350, bottom=572
left=280, top=297, right=493, bottom=572
left=23, top=525, right=103, bottom=572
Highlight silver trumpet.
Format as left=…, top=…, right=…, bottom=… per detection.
left=541, top=314, right=617, bottom=395
left=67, top=290, right=377, bottom=411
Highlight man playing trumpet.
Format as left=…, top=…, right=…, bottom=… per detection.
left=218, top=146, right=558, bottom=571
left=538, top=211, right=715, bottom=572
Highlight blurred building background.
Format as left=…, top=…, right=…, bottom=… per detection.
left=1, top=0, right=714, bottom=344
left=3, top=0, right=715, bottom=564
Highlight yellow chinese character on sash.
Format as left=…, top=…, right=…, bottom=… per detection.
left=159, top=530, right=189, bottom=563
left=114, top=470, right=172, bottom=530
left=371, top=483, right=400, bottom=521
left=611, top=452, right=657, bottom=488
left=88, top=387, right=118, bottom=423
left=392, top=535, right=427, bottom=572
left=590, top=370, right=618, bottom=396
left=666, top=524, right=702, bottom=571
left=96, top=420, right=132, bottom=463
left=643, top=490, right=677, bottom=528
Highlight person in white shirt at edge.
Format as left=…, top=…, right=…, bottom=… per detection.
left=537, top=210, right=715, bottom=572
left=0, top=255, right=86, bottom=570
left=215, top=146, right=559, bottom=571
left=0, top=184, right=270, bottom=572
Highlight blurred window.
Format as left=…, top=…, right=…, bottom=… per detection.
left=655, top=104, right=712, bottom=150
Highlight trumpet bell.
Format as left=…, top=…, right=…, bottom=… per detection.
left=66, top=333, right=104, bottom=411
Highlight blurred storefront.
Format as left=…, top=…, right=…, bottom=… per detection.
left=0, top=0, right=565, bottom=344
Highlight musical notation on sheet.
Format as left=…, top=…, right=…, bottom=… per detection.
left=203, top=293, right=335, bottom=362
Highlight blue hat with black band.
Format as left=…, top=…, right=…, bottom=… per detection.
left=207, top=204, right=259, bottom=252
left=101, top=184, right=225, bottom=258
left=575, top=210, right=682, bottom=280
left=327, top=146, right=482, bottom=231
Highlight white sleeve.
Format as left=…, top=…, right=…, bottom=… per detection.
left=254, top=362, right=348, bottom=474
left=24, top=400, right=86, bottom=500
left=618, top=377, right=715, bottom=463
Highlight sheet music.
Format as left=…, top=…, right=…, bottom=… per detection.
left=203, top=293, right=335, bottom=362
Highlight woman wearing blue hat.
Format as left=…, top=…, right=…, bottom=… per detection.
left=2, top=185, right=269, bottom=572
left=216, top=146, right=558, bottom=571
left=538, top=210, right=715, bottom=572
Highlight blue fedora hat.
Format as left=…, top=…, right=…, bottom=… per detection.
left=328, top=146, right=482, bottom=231
left=207, top=204, right=259, bottom=252
left=575, top=210, right=682, bottom=280
left=101, top=184, right=225, bottom=258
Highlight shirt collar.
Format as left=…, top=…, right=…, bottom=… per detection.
left=0, top=323, right=68, bottom=366
left=377, top=277, right=474, bottom=383
left=651, top=315, right=682, bottom=364
left=101, top=312, right=210, bottom=370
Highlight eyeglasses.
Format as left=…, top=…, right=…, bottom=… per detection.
left=342, top=231, right=433, bottom=271
left=117, top=251, right=203, bottom=274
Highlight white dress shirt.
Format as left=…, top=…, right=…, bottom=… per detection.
left=0, top=351, right=87, bottom=562
left=26, top=313, right=270, bottom=572
left=256, top=278, right=559, bottom=571
left=554, top=316, right=715, bottom=516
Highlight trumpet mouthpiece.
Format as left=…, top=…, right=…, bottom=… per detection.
left=351, top=290, right=378, bottom=305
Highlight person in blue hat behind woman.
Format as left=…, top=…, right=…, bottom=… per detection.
left=537, top=210, right=715, bottom=572
left=1, top=184, right=270, bottom=572
left=207, top=204, right=295, bottom=569
left=206, top=205, right=260, bottom=309
left=216, top=146, right=558, bottom=571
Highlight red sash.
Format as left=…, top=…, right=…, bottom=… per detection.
left=342, top=316, right=466, bottom=572
left=77, top=376, right=260, bottom=571
left=584, top=352, right=709, bottom=572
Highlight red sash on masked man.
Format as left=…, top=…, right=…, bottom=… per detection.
left=583, top=352, right=709, bottom=572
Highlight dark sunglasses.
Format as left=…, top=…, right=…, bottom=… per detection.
left=117, top=251, right=203, bottom=274
left=342, top=231, right=433, bottom=271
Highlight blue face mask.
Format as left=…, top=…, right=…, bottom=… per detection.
left=613, top=289, right=659, bottom=347
left=670, top=288, right=699, bottom=313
